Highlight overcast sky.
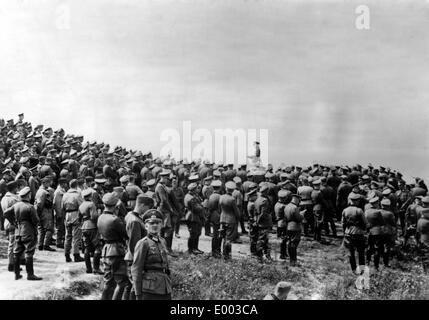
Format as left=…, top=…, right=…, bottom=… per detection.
left=1, top=0, right=428, bottom=180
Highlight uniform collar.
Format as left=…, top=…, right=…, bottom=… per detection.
left=148, top=234, right=160, bottom=242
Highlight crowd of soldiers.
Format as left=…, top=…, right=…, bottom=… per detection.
left=1, top=113, right=429, bottom=299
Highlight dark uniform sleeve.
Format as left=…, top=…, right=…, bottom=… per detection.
left=30, top=206, right=40, bottom=226
left=3, top=205, right=16, bottom=225
left=127, top=220, right=145, bottom=255
left=131, top=240, right=149, bottom=296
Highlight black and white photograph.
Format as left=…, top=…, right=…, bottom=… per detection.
left=0, top=0, right=428, bottom=306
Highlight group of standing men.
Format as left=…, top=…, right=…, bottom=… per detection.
left=1, top=114, right=429, bottom=300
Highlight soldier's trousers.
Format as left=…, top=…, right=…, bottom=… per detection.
left=343, top=234, right=366, bottom=271
left=396, top=210, right=406, bottom=235
left=55, top=214, right=65, bottom=246
left=123, top=261, right=136, bottom=300
left=277, top=226, right=287, bottom=257
left=256, top=227, right=271, bottom=257
left=187, top=221, right=202, bottom=251
left=313, top=206, right=323, bottom=241
left=249, top=224, right=258, bottom=254
left=38, top=211, right=54, bottom=247
left=418, top=243, right=429, bottom=273
left=65, top=222, right=82, bottom=255
left=220, top=223, right=236, bottom=259
left=162, top=215, right=177, bottom=251
left=383, top=234, right=395, bottom=266
left=14, top=235, right=37, bottom=260
left=101, top=256, right=130, bottom=300
left=6, top=228, right=16, bottom=265
left=366, top=234, right=384, bottom=269
left=211, top=222, right=222, bottom=257
left=301, top=204, right=314, bottom=235
left=403, top=227, right=417, bottom=246
left=323, top=212, right=337, bottom=237
left=287, top=230, right=301, bottom=263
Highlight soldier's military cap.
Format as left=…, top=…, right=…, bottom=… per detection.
left=211, top=180, right=222, bottom=188
left=188, top=174, right=200, bottom=182
left=57, top=177, right=68, bottom=184
left=349, top=193, right=361, bottom=201
left=43, top=127, right=52, bottom=133
left=18, top=186, right=31, bottom=197
left=95, top=177, right=107, bottom=184
left=265, top=172, right=274, bottom=179
left=382, top=188, right=392, bottom=196
left=247, top=188, right=257, bottom=197
left=26, top=132, right=34, bottom=139
left=246, top=171, right=254, bottom=177
left=312, top=179, right=321, bottom=185
left=102, top=193, right=118, bottom=206
left=142, top=209, right=163, bottom=222
left=19, top=157, right=29, bottom=164
left=155, top=158, right=162, bottom=165
left=284, top=167, right=292, bottom=173
left=213, top=170, right=221, bottom=177
left=233, top=176, right=242, bottom=184
left=13, top=133, right=20, bottom=140
left=204, top=175, right=213, bottom=181
left=187, top=182, right=198, bottom=191
left=340, top=175, right=348, bottom=179
left=146, top=179, right=156, bottom=187
left=225, top=181, right=236, bottom=190
left=61, top=159, right=70, bottom=165
left=278, top=190, right=289, bottom=198
left=113, top=186, right=124, bottom=193
left=119, top=175, right=130, bottom=184
left=82, top=189, right=93, bottom=198
left=4, top=158, right=12, bottom=166
left=259, top=184, right=269, bottom=193
left=149, top=164, right=156, bottom=170
left=159, top=170, right=172, bottom=177
left=361, top=175, right=370, bottom=181
left=368, top=196, right=379, bottom=204
left=381, top=198, right=391, bottom=206
left=421, top=196, right=429, bottom=204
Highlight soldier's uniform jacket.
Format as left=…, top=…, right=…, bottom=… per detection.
left=254, top=195, right=273, bottom=228
left=284, top=202, right=303, bottom=231
left=184, top=192, right=205, bottom=224
left=342, top=206, right=366, bottom=235
left=39, top=165, right=53, bottom=178
left=124, top=211, right=146, bottom=261
left=145, top=190, right=157, bottom=207
left=140, top=166, right=153, bottom=182
left=4, top=200, right=39, bottom=241
left=236, top=169, right=247, bottom=183
left=242, top=180, right=253, bottom=202
left=274, top=201, right=287, bottom=227
left=61, top=188, right=83, bottom=225
left=381, top=209, right=396, bottom=236
left=232, top=189, right=243, bottom=211
left=34, top=186, right=54, bottom=216
left=1, top=191, right=19, bottom=231
left=125, top=183, right=143, bottom=209
left=406, top=204, right=421, bottom=228
left=53, top=186, right=65, bottom=219
left=207, top=192, right=221, bottom=224
left=28, top=175, right=39, bottom=203
left=247, top=200, right=256, bottom=224
left=131, top=234, right=171, bottom=296
left=311, top=189, right=327, bottom=215
left=202, top=185, right=214, bottom=208
left=155, top=183, right=175, bottom=228
left=298, top=186, right=313, bottom=206
left=97, top=209, right=127, bottom=257
left=336, top=182, right=352, bottom=208
left=417, top=209, right=429, bottom=245
left=151, top=166, right=162, bottom=179
left=223, top=169, right=236, bottom=182
left=79, top=200, right=99, bottom=230
left=364, top=208, right=384, bottom=235
left=321, top=185, right=336, bottom=212
left=219, top=193, right=240, bottom=224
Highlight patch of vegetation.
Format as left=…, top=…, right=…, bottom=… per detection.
left=36, top=279, right=102, bottom=300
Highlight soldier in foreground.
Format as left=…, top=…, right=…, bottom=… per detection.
left=3, top=187, right=42, bottom=280
left=131, top=209, right=172, bottom=300
left=97, top=192, right=130, bottom=300
left=284, top=194, right=304, bottom=266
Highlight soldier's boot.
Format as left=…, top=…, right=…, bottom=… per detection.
left=92, top=253, right=103, bottom=275
left=65, top=253, right=72, bottom=262
left=250, top=242, right=257, bottom=255
left=74, top=254, right=85, bottom=262
left=38, top=245, right=44, bottom=251
left=193, top=238, right=204, bottom=254
left=43, top=245, right=56, bottom=252
left=26, top=258, right=42, bottom=281
left=14, top=255, right=22, bottom=280
left=280, top=242, right=287, bottom=260
left=8, top=254, right=15, bottom=272
left=187, top=238, right=194, bottom=254
left=84, top=253, right=93, bottom=273
left=204, top=224, right=212, bottom=237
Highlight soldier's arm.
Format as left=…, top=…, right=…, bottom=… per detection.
left=294, top=206, right=304, bottom=223
left=127, top=220, right=144, bottom=255
left=3, top=205, right=16, bottom=225
left=35, top=191, right=46, bottom=215
left=89, top=203, right=99, bottom=221
left=341, top=210, right=347, bottom=232
left=116, top=218, right=128, bottom=241
left=256, top=199, right=268, bottom=224
left=131, top=240, right=149, bottom=298
left=232, top=198, right=241, bottom=220
left=30, top=206, right=40, bottom=225
left=53, top=192, right=63, bottom=217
